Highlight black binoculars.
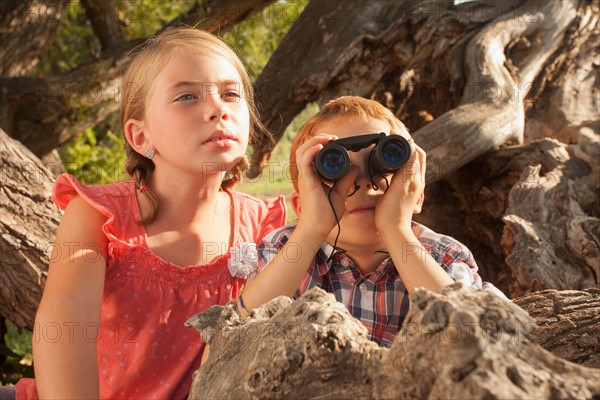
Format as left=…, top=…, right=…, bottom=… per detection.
left=315, top=133, right=411, bottom=181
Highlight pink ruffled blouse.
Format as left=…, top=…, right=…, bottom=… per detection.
left=16, top=174, right=286, bottom=399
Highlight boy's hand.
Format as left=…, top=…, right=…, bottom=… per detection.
left=294, top=134, right=358, bottom=239
left=375, top=137, right=425, bottom=239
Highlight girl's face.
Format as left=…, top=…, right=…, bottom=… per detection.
left=141, top=50, right=250, bottom=178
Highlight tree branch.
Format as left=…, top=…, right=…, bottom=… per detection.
left=81, top=0, right=126, bottom=52
left=0, top=0, right=67, bottom=77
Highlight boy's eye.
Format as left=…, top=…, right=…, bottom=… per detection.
left=176, top=93, right=196, bottom=101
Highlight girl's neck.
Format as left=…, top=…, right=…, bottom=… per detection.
left=147, top=169, right=227, bottom=224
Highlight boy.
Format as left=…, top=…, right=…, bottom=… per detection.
left=240, top=96, right=506, bottom=347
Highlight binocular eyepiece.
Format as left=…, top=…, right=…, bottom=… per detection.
left=316, top=133, right=411, bottom=181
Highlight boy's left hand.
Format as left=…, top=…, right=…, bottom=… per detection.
left=375, top=137, right=425, bottom=238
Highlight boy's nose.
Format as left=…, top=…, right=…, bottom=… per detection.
left=354, top=166, right=374, bottom=190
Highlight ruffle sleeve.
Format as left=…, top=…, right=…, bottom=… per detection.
left=15, top=378, right=38, bottom=400
left=51, top=173, right=142, bottom=245
left=258, top=195, right=287, bottom=242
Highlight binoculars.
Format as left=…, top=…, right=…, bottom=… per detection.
left=315, top=133, right=411, bottom=181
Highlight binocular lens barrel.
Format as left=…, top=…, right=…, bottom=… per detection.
left=373, top=135, right=411, bottom=174
left=315, top=134, right=411, bottom=181
left=316, top=144, right=350, bottom=181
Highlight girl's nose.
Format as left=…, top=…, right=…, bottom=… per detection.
left=205, top=94, right=229, bottom=121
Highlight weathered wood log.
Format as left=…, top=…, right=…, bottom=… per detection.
left=501, top=138, right=599, bottom=296
left=0, top=129, right=60, bottom=329
left=415, top=137, right=599, bottom=298
left=186, top=285, right=599, bottom=399
left=513, top=288, right=600, bottom=369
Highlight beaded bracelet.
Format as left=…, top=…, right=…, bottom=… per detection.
left=238, top=288, right=251, bottom=314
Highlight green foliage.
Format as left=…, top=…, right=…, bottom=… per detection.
left=33, top=1, right=195, bottom=76
left=59, top=128, right=127, bottom=184
left=1, top=321, right=33, bottom=385
left=224, top=0, right=308, bottom=78
left=123, top=0, right=196, bottom=40
left=33, top=2, right=97, bottom=76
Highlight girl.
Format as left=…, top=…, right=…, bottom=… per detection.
left=18, top=28, right=286, bottom=399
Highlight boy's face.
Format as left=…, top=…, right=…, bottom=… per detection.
left=294, top=116, right=414, bottom=252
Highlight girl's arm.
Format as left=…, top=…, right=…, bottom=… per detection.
left=33, top=195, right=108, bottom=399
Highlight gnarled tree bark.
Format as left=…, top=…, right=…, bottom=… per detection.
left=250, top=0, right=597, bottom=180
left=415, top=137, right=599, bottom=298
left=186, top=285, right=599, bottom=399
left=513, top=288, right=600, bottom=368
left=0, top=129, right=59, bottom=329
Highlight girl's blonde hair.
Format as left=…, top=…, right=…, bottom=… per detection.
left=289, top=96, right=408, bottom=191
left=120, top=27, right=264, bottom=224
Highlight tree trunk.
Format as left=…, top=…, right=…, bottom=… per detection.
left=0, top=0, right=276, bottom=157
left=186, top=285, right=599, bottom=399
left=513, top=288, right=600, bottom=368
left=415, top=137, right=599, bottom=298
left=80, top=0, right=126, bottom=53
left=0, top=129, right=60, bottom=329
left=249, top=0, right=597, bottom=180
left=0, top=0, right=67, bottom=77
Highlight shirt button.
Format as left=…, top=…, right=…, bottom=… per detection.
left=340, top=258, right=350, bottom=267
left=359, top=283, right=367, bottom=293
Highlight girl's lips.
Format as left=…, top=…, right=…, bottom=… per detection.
left=203, top=130, right=237, bottom=148
left=203, top=130, right=236, bottom=142
left=203, top=138, right=236, bottom=148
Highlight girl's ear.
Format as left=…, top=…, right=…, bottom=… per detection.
left=291, top=192, right=301, bottom=218
left=124, top=118, right=151, bottom=155
left=413, top=191, right=424, bottom=214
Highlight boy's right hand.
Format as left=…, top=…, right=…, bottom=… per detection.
left=294, top=134, right=358, bottom=239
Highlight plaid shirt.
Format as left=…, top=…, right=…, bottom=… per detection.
left=249, top=221, right=507, bottom=347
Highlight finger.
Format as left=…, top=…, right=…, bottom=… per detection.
left=332, top=166, right=359, bottom=198
left=397, top=138, right=419, bottom=181
left=296, top=134, right=337, bottom=155
left=413, top=143, right=427, bottom=180
left=296, top=135, right=336, bottom=168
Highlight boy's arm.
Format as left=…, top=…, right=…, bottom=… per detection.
left=376, top=139, right=453, bottom=293
left=382, top=229, right=453, bottom=293
left=239, top=226, right=324, bottom=317
left=240, top=134, right=358, bottom=317
left=33, top=195, right=107, bottom=399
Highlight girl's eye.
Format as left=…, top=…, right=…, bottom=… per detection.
left=176, top=94, right=196, bottom=101
left=222, top=91, right=241, bottom=101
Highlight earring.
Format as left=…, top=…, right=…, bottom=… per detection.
left=144, top=148, right=155, bottom=160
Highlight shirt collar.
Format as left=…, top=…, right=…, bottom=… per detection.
left=313, top=243, right=397, bottom=277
